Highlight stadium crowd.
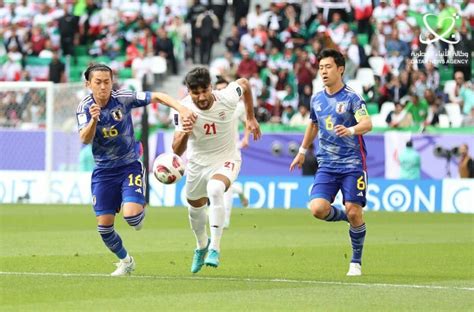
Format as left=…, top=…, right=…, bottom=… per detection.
left=1, top=0, right=473, bottom=129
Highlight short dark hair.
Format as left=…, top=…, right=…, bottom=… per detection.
left=185, top=67, right=211, bottom=90
left=84, top=63, right=113, bottom=81
left=317, top=49, right=345, bottom=68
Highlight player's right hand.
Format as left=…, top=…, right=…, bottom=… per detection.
left=179, top=107, right=197, bottom=132
left=289, top=154, right=305, bottom=171
left=89, top=104, right=101, bottom=121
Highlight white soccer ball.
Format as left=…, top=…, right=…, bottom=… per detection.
left=153, top=153, right=185, bottom=185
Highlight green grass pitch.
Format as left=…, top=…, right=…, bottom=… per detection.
left=1, top=204, right=473, bottom=311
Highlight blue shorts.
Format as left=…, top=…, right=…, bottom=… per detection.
left=310, top=170, right=367, bottom=207
left=91, top=161, right=146, bottom=216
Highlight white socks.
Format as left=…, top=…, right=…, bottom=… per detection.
left=223, top=188, right=233, bottom=227
left=188, top=204, right=209, bottom=250
left=207, top=179, right=226, bottom=251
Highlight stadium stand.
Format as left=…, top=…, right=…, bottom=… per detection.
left=1, top=0, right=473, bottom=130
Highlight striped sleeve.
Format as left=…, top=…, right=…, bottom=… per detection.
left=112, top=90, right=152, bottom=108
left=76, top=95, right=92, bottom=131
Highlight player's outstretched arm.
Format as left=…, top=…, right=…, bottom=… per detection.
left=172, top=131, right=189, bottom=156
left=290, top=122, right=318, bottom=171
left=235, top=78, right=261, bottom=141
left=150, top=92, right=197, bottom=131
left=79, top=104, right=100, bottom=144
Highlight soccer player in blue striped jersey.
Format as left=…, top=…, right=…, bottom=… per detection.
left=290, top=49, right=372, bottom=276
left=76, top=64, right=196, bottom=276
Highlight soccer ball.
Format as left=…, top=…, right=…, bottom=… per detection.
left=153, top=153, right=185, bottom=185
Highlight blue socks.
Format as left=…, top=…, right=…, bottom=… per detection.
left=98, top=225, right=127, bottom=260
left=349, top=223, right=366, bottom=264
left=124, top=210, right=145, bottom=230
left=324, top=206, right=348, bottom=222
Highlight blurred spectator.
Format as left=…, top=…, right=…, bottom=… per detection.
left=452, top=23, right=472, bottom=81
left=125, top=36, right=142, bottom=68
left=233, top=0, right=250, bottom=27
left=195, top=8, right=219, bottom=65
left=462, top=107, right=474, bottom=126
left=458, top=144, right=474, bottom=178
left=399, top=140, right=421, bottom=179
left=455, top=78, right=474, bottom=115
left=211, top=0, right=227, bottom=39
left=155, top=27, right=177, bottom=75
left=405, top=93, right=428, bottom=127
left=225, top=25, right=241, bottom=55
left=449, top=71, right=465, bottom=105
left=186, top=0, right=207, bottom=63
left=424, top=89, right=447, bottom=126
left=237, top=49, right=258, bottom=79
left=299, top=84, right=313, bottom=110
left=425, top=62, right=439, bottom=91
left=289, top=105, right=310, bottom=127
left=58, top=4, right=79, bottom=56
left=295, top=50, right=317, bottom=97
left=48, top=51, right=66, bottom=83
left=372, top=0, right=395, bottom=35
left=1, top=54, right=22, bottom=81
left=386, top=101, right=413, bottom=128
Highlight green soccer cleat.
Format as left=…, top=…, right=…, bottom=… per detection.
left=204, top=249, right=220, bottom=268
left=191, top=240, right=210, bottom=273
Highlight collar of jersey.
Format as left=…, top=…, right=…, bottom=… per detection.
left=324, top=84, right=346, bottom=98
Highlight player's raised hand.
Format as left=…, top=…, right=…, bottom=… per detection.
left=89, top=104, right=101, bottom=121
left=334, top=125, right=351, bottom=137
left=179, top=107, right=197, bottom=132
left=246, top=117, right=261, bottom=141
left=289, top=154, right=305, bottom=171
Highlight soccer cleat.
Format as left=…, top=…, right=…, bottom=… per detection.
left=111, top=256, right=136, bottom=276
left=204, top=249, right=220, bottom=268
left=346, top=262, right=362, bottom=276
left=191, top=240, right=210, bottom=273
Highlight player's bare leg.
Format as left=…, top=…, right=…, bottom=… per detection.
left=205, top=174, right=230, bottom=267
left=345, top=202, right=366, bottom=276
left=309, top=198, right=348, bottom=222
left=97, top=214, right=135, bottom=276
left=187, top=197, right=210, bottom=273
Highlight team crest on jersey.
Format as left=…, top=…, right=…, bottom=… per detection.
left=314, top=103, right=322, bottom=111
left=218, top=111, right=226, bottom=120
left=335, top=102, right=348, bottom=114
left=111, top=108, right=123, bottom=121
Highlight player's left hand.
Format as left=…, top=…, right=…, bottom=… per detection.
left=246, top=118, right=261, bottom=141
left=334, top=125, right=351, bottom=137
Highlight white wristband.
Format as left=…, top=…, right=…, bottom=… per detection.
left=298, top=146, right=307, bottom=155
left=348, top=127, right=355, bottom=135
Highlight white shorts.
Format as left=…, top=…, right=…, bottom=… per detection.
left=185, top=159, right=241, bottom=200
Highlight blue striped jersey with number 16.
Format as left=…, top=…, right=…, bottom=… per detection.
left=76, top=90, right=152, bottom=169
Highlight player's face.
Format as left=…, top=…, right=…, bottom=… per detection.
left=189, top=85, right=214, bottom=110
left=319, top=57, right=344, bottom=87
left=86, top=70, right=112, bottom=104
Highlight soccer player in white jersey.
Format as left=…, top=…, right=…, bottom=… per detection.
left=172, top=67, right=261, bottom=273
left=215, top=78, right=250, bottom=229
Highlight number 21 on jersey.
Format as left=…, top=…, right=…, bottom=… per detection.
left=204, top=123, right=217, bottom=135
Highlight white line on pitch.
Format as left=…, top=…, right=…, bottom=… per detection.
left=0, top=271, right=472, bottom=292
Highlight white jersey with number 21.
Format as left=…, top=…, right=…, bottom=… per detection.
left=175, top=82, right=243, bottom=166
